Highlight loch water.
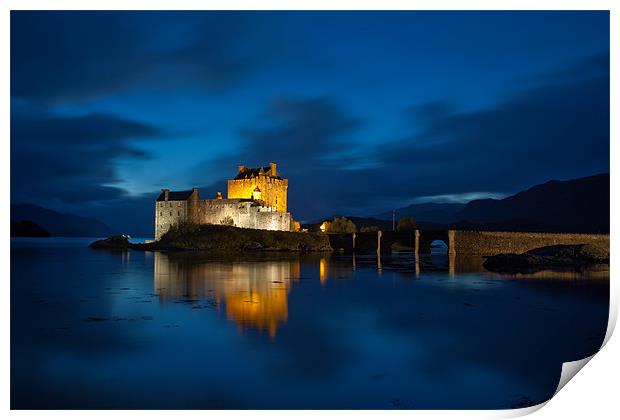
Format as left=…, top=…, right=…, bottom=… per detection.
left=11, top=238, right=609, bottom=409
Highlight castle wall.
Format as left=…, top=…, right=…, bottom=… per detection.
left=254, top=208, right=292, bottom=231
left=155, top=200, right=188, bottom=239
left=155, top=198, right=292, bottom=240
left=227, top=175, right=288, bottom=212
left=193, top=199, right=291, bottom=232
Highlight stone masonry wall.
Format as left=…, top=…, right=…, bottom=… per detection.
left=451, top=230, right=610, bottom=256
left=227, top=175, right=288, bottom=213
left=193, top=200, right=291, bottom=231
left=155, top=200, right=188, bottom=240
left=155, top=198, right=291, bottom=240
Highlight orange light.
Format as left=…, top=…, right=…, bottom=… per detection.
left=319, top=258, right=328, bottom=284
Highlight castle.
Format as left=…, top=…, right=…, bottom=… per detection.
left=155, top=162, right=298, bottom=239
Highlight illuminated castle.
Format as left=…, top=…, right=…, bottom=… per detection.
left=155, top=162, right=298, bottom=239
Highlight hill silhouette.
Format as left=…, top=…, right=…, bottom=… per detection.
left=353, top=173, right=609, bottom=233
left=453, top=173, right=609, bottom=233
left=11, top=203, right=113, bottom=237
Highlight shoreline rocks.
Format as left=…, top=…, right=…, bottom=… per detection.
left=89, top=225, right=333, bottom=252
left=483, top=244, right=609, bottom=274
left=89, top=235, right=132, bottom=249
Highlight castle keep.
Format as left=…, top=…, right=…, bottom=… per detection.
left=155, top=162, right=297, bottom=239
left=229, top=162, right=287, bottom=212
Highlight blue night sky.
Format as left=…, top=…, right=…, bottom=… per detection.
left=10, top=11, right=609, bottom=234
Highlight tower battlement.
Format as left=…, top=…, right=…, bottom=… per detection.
left=227, top=162, right=288, bottom=212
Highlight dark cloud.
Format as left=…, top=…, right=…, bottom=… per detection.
left=405, top=100, right=455, bottom=129
left=11, top=106, right=161, bottom=205
left=234, top=97, right=369, bottom=220
left=240, top=97, right=364, bottom=174
left=12, top=110, right=158, bottom=146
left=10, top=11, right=281, bottom=103
left=237, top=53, right=609, bottom=221
left=527, top=51, right=610, bottom=85
left=79, top=51, right=611, bottom=229
left=376, top=54, right=610, bottom=197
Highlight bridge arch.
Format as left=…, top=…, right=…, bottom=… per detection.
left=416, top=229, right=454, bottom=255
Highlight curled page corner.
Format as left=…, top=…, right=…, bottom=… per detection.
left=502, top=400, right=548, bottom=418
left=553, top=355, right=595, bottom=397
left=602, top=303, right=617, bottom=348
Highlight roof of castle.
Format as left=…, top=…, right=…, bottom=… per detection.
left=156, top=190, right=194, bottom=201
left=234, top=166, right=282, bottom=180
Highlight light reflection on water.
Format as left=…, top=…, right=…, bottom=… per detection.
left=154, top=253, right=302, bottom=337
left=11, top=238, right=609, bottom=409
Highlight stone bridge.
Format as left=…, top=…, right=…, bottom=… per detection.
left=327, top=230, right=609, bottom=256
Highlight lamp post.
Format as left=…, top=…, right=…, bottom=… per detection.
left=392, top=209, right=396, bottom=231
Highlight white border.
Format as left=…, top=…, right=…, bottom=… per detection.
left=2, top=1, right=617, bottom=419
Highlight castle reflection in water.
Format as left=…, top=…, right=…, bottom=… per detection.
left=153, top=251, right=606, bottom=338
left=152, top=251, right=451, bottom=332
left=153, top=253, right=350, bottom=338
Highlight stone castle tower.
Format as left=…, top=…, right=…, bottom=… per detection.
left=228, top=162, right=288, bottom=212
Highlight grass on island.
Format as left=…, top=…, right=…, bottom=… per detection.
left=157, top=222, right=332, bottom=252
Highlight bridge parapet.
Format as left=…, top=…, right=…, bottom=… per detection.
left=325, top=229, right=609, bottom=257
left=450, top=230, right=609, bottom=256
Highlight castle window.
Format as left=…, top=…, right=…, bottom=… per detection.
left=177, top=211, right=180, bottom=216
left=170, top=211, right=172, bottom=216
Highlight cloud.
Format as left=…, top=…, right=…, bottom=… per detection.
left=12, top=110, right=158, bottom=146
left=376, top=54, right=609, bottom=197
left=11, top=106, right=161, bottom=205
left=405, top=100, right=456, bottom=130
left=10, top=11, right=278, bottom=103
left=237, top=53, right=609, bottom=221
left=411, top=192, right=507, bottom=204
left=240, top=97, right=364, bottom=173
left=526, top=51, right=609, bottom=85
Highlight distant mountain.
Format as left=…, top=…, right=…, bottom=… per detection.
left=11, top=204, right=114, bottom=237
left=11, top=220, right=50, bottom=237
left=454, top=173, right=609, bottom=233
left=372, top=202, right=466, bottom=224
left=367, top=173, right=609, bottom=233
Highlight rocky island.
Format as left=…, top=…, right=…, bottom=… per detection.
left=482, top=243, right=609, bottom=274
left=89, top=234, right=132, bottom=250
left=91, top=224, right=332, bottom=252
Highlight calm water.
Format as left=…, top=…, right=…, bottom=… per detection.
left=11, top=238, right=609, bottom=409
